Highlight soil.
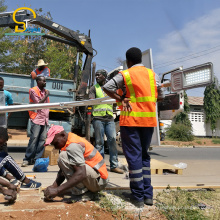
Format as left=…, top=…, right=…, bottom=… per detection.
left=0, top=191, right=167, bottom=220
left=161, top=137, right=220, bottom=147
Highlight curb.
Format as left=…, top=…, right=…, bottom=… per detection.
left=153, top=145, right=220, bottom=148
left=8, top=140, right=29, bottom=147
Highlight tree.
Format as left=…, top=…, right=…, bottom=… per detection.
left=204, top=77, right=220, bottom=136
left=0, top=4, right=82, bottom=80
left=166, top=91, right=194, bottom=141
left=175, top=91, right=192, bottom=127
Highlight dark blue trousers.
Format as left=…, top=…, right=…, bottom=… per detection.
left=120, top=126, right=154, bottom=201
left=0, top=152, right=25, bottom=181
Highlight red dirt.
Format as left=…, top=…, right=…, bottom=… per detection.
left=0, top=191, right=167, bottom=220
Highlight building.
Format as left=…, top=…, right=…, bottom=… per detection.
left=188, top=96, right=220, bottom=137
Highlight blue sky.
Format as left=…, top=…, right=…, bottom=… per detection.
left=5, top=0, right=220, bottom=97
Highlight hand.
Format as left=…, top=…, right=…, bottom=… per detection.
left=122, top=98, right=132, bottom=111
left=3, top=188, right=17, bottom=202
left=8, top=183, right=17, bottom=191
left=45, top=90, right=50, bottom=96
left=44, top=186, right=59, bottom=200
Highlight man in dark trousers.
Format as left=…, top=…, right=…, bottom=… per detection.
left=89, top=69, right=123, bottom=174
left=103, top=47, right=163, bottom=208
left=22, top=76, right=50, bottom=167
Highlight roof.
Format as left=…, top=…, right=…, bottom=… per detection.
left=188, top=96, right=204, bottom=106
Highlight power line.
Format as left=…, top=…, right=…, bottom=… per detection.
left=154, top=45, right=220, bottom=70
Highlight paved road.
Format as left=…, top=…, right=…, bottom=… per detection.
left=7, top=146, right=220, bottom=188
left=149, top=147, right=220, bottom=161
left=8, top=146, right=220, bottom=164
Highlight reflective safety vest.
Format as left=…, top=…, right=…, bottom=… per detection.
left=119, top=66, right=158, bottom=127
left=61, top=132, right=108, bottom=179
left=28, top=86, right=50, bottom=119
left=92, top=83, right=113, bottom=117
left=31, top=66, right=50, bottom=77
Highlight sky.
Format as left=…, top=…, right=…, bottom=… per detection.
left=4, top=0, right=220, bottom=97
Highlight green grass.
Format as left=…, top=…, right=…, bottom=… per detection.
left=156, top=188, right=220, bottom=220
left=196, top=141, right=202, bottom=145
left=212, top=139, right=220, bottom=144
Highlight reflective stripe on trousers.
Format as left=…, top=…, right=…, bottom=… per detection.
left=120, top=126, right=154, bottom=201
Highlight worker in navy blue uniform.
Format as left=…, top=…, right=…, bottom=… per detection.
left=103, top=47, right=164, bottom=208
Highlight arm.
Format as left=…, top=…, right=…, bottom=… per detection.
left=44, top=143, right=86, bottom=199
left=103, top=75, right=132, bottom=111
left=50, top=169, right=66, bottom=188
left=30, top=89, right=50, bottom=104
left=44, top=165, right=86, bottom=199
left=0, top=177, right=17, bottom=190
left=89, top=86, right=96, bottom=99
left=6, top=91, right=13, bottom=118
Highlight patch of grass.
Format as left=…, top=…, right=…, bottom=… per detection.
left=98, top=192, right=120, bottom=214
left=166, top=123, right=194, bottom=141
left=156, top=188, right=220, bottom=220
left=196, top=141, right=202, bottom=145
left=212, top=139, right=220, bottom=144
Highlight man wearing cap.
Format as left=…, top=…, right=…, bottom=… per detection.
left=21, top=76, right=50, bottom=167
left=31, top=59, right=50, bottom=79
left=43, top=125, right=108, bottom=201
left=89, top=69, right=124, bottom=174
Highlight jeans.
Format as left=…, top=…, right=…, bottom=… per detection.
left=92, top=120, right=118, bottom=169
left=24, top=121, right=48, bottom=162
left=0, top=152, right=25, bottom=181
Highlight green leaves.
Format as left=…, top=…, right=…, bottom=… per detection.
left=0, top=1, right=81, bottom=80
left=204, top=77, right=220, bottom=135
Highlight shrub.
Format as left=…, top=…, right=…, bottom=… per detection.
left=166, top=123, right=194, bottom=141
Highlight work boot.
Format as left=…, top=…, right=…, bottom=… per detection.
left=122, top=192, right=144, bottom=208
left=110, top=167, right=124, bottom=174
left=144, top=198, right=153, bottom=206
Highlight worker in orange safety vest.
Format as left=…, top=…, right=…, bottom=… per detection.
left=22, top=76, right=50, bottom=167
left=103, top=47, right=164, bottom=208
left=44, top=125, right=108, bottom=202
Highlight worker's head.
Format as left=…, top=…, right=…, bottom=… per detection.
left=0, top=127, right=8, bottom=147
left=0, top=77, right=4, bottom=91
left=126, top=47, right=142, bottom=68
left=45, top=125, right=68, bottom=150
left=36, top=76, right=46, bottom=89
left=95, top=69, right=108, bottom=85
left=36, top=59, right=48, bottom=71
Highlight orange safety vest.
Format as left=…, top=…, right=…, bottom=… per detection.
left=118, top=66, right=158, bottom=127
left=61, top=132, right=108, bottom=180
left=28, top=86, right=50, bottom=119
left=34, top=66, right=50, bottom=76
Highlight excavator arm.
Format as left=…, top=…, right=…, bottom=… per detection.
left=0, top=9, right=94, bottom=98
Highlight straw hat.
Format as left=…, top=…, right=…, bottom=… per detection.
left=36, top=59, right=48, bottom=67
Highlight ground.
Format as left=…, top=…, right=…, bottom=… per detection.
left=0, top=190, right=167, bottom=220
left=161, top=137, right=220, bottom=147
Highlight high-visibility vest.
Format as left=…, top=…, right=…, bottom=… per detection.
left=119, top=66, right=158, bottom=127
left=28, top=86, right=50, bottom=119
left=61, top=132, right=108, bottom=179
left=31, top=66, right=50, bottom=77
left=92, top=83, right=113, bottom=117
